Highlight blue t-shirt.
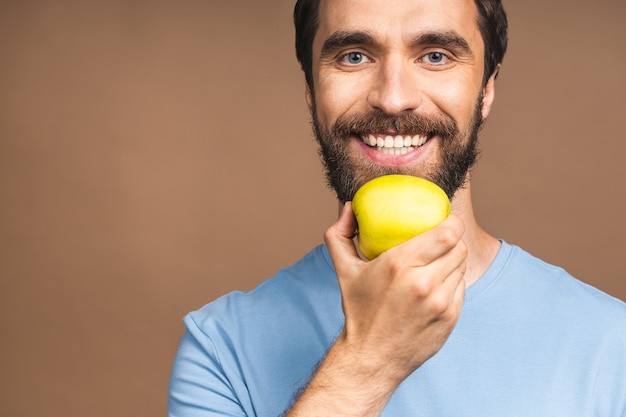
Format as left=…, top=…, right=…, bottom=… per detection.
left=168, top=241, right=626, bottom=416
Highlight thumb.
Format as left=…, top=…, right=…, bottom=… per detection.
left=324, top=203, right=361, bottom=272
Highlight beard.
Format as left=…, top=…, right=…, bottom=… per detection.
left=310, top=97, right=485, bottom=203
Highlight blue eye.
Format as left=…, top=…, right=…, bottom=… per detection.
left=424, top=52, right=448, bottom=64
left=341, top=52, right=369, bottom=65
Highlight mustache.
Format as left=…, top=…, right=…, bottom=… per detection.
left=330, top=110, right=459, bottom=140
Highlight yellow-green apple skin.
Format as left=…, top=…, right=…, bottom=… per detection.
left=352, top=175, right=451, bottom=260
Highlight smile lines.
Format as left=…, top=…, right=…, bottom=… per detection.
left=360, top=134, right=429, bottom=155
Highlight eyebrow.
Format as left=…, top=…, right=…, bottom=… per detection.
left=319, top=29, right=474, bottom=58
left=413, top=31, right=473, bottom=56
left=320, top=30, right=376, bottom=58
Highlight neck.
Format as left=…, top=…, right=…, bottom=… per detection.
left=449, top=183, right=500, bottom=287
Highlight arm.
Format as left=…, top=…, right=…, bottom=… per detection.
left=285, top=203, right=467, bottom=416
left=168, top=328, right=247, bottom=417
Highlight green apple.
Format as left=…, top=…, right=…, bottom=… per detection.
left=352, top=174, right=451, bottom=260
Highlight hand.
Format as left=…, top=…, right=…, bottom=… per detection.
left=326, top=202, right=467, bottom=385
left=285, top=204, right=467, bottom=416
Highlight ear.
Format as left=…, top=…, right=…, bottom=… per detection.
left=481, top=64, right=501, bottom=119
left=305, top=84, right=314, bottom=112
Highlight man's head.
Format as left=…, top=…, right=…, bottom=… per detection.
left=294, top=0, right=508, bottom=203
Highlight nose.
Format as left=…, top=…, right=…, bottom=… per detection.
left=367, top=56, right=421, bottom=115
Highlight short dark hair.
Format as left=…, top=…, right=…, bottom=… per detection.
left=294, top=0, right=508, bottom=89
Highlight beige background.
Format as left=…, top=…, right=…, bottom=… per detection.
left=1, top=0, right=625, bottom=416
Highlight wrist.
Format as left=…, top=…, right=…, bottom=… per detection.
left=287, top=334, right=404, bottom=417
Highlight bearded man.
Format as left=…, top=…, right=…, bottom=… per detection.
left=168, top=0, right=626, bottom=416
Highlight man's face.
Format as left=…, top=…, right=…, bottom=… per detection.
left=307, top=0, right=496, bottom=203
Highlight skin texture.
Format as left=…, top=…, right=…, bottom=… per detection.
left=286, top=0, right=502, bottom=415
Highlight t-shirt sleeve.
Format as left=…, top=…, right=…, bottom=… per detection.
left=168, top=317, right=247, bottom=417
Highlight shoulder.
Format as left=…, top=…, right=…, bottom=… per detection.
left=503, top=242, right=626, bottom=329
left=169, top=245, right=343, bottom=416
left=184, top=244, right=342, bottom=346
left=191, top=245, right=336, bottom=315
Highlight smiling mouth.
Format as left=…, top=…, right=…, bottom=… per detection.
left=359, top=133, right=430, bottom=155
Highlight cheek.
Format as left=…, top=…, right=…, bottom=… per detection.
left=314, top=74, right=371, bottom=124
left=426, top=76, right=482, bottom=127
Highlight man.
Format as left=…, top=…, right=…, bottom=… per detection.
left=168, top=0, right=626, bottom=415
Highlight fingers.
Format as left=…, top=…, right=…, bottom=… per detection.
left=433, top=250, right=466, bottom=316
left=386, top=214, right=466, bottom=268
left=325, top=208, right=467, bottom=281
left=370, top=214, right=467, bottom=319
left=324, top=203, right=362, bottom=275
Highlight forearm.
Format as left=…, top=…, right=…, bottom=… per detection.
left=284, top=334, right=404, bottom=417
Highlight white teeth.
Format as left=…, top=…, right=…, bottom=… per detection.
left=361, top=134, right=429, bottom=150
left=361, top=133, right=430, bottom=156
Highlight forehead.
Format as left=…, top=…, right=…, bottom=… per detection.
left=315, top=0, right=482, bottom=51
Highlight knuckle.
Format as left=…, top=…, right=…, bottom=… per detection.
left=456, top=239, right=469, bottom=258
left=387, top=260, right=405, bottom=276
left=410, top=276, right=434, bottom=298
left=323, top=225, right=337, bottom=244
left=428, top=292, right=450, bottom=315
left=437, top=225, right=460, bottom=248
left=447, top=214, right=465, bottom=233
